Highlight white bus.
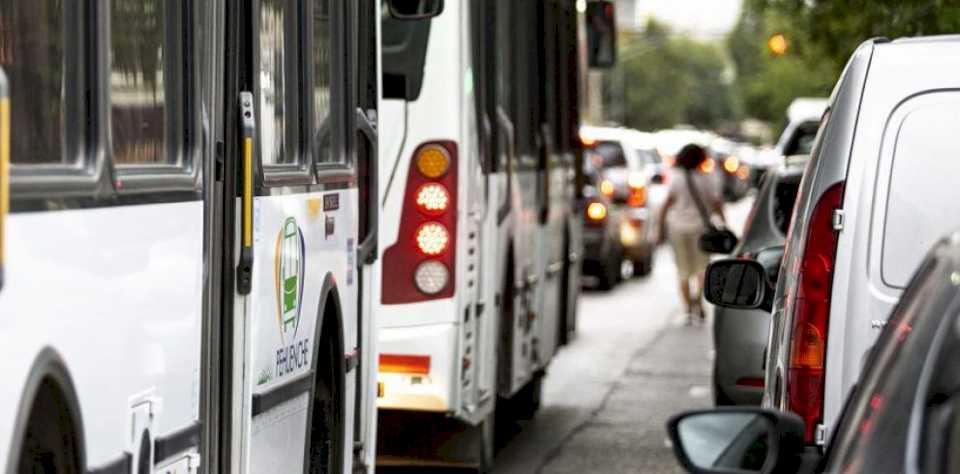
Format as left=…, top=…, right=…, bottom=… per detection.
left=0, top=1, right=389, bottom=473
left=375, top=0, right=613, bottom=468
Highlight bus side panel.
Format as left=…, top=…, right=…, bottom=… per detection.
left=0, top=203, right=204, bottom=468
left=244, top=190, right=358, bottom=473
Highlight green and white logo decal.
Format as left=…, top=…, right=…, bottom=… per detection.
left=274, top=217, right=305, bottom=344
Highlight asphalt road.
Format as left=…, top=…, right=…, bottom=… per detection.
left=493, top=196, right=754, bottom=474
left=379, top=197, right=754, bottom=474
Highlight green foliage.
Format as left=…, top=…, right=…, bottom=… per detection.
left=729, top=0, right=960, bottom=129
left=609, top=19, right=738, bottom=131
left=771, top=0, right=960, bottom=74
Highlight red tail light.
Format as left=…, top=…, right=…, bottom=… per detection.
left=627, top=185, right=647, bottom=207
left=787, top=181, right=844, bottom=443
left=379, top=354, right=431, bottom=375
left=382, top=141, right=458, bottom=304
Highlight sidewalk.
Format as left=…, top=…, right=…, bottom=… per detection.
left=539, top=313, right=715, bottom=474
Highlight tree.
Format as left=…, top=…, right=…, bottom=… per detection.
left=730, top=0, right=960, bottom=130
left=607, top=18, right=738, bottom=131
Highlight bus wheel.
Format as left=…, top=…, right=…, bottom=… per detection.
left=17, top=382, right=82, bottom=474
left=504, top=371, right=543, bottom=421
left=308, top=313, right=345, bottom=474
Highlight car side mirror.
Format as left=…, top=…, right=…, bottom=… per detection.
left=586, top=1, right=617, bottom=68
left=705, top=260, right=770, bottom=310
left=386, top=0, right=444, bottom=20
left=666, top=408, right=806, bottom=474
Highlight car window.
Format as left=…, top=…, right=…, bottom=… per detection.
left=826, top=252, right=957, bottom=473
left=882, top=94, right=960, bottom=288
left=772, top=179, right=800, bottom=236
left=592, top=141, right=627, bottom=168
left=635, top=148, right=661, bottom=167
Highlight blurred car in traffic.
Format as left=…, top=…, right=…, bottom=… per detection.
left=749, top=97, right=827, bottom=188
left=713, top=156, right=805, bottom=406
left=654, top=127, right=750, bottom=203
left=753, top=36, right=960, bottom=448
left=581, top=125, right=658, bottom=277
left=710, top=138, right=753, bottom=202
left=670, top=232, right=960, bottom=474
left=580, top=180, right=627, bottom=290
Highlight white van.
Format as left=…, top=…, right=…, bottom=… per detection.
left=762, top=36, right=960, bottom=447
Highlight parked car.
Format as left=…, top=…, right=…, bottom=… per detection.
left=749, top=97, right=827, bottom=188
left=758, top=36, right=960, bottom=447
left=581, top=126, right=658, bottom=276
left=713, top=157, right=805, bottom=406
left=670, top=232, right=960, bottom=474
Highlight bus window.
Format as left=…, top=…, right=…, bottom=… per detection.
left=259, top=0, right=298, bottom=165
left=0, top=0, right=72, bottom=165
left=312, top=0, right=334, bottom=163
left=110, top=0, right=179, bottom=166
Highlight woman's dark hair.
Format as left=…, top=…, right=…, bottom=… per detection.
left=675, top=144, right=707, bottom=170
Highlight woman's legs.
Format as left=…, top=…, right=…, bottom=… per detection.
left=678, top=276, right=693, bottom=313
left=692, top=272, right=705, bottom=319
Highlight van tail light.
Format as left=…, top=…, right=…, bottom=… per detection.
left=787, top=181, right=844, bottom=444
left=382, top=142, right=458, bottom=304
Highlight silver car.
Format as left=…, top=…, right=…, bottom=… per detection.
left=713, top=157, right=805, bottom=405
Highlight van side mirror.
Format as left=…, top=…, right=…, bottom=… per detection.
left=586, top=1, right=617, bottom=68
left=705, top=260, right=769, bottom=310
left=666, top=408, right=807, bottom=474
left=386, top=0, right=444, bottom=20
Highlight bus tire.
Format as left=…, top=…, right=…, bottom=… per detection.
left=504, top=371, right=543, bottom=421
left=308, top=302, right=346, bottom=474
left=16, top=382, right=83, bottom=474
left=478, top=411, right=496, bottom=472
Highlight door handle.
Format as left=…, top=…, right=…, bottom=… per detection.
left=495, top=108, right=514, bottom=223
left=355, top=108, right=378, bottom=266
left=236, top=92, right=256, bottom=295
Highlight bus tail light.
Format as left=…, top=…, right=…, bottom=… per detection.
left=414, top=260, right=449, bottom=294
left=787, top=181, right=844, bottom=444
left=415, top=183, right=450, bottom=215
left=379, top=354, right=431, bottom=375
left=382, top=141, right=458, bottom=304
left=415, top=222, right=449, bottom=256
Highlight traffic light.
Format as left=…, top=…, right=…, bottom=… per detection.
left=768, top=33, right=788, bottom=56
left=587, top=1, right=617, bottom=68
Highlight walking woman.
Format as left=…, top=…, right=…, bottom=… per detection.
left=656, top=144, right=726, bottom=323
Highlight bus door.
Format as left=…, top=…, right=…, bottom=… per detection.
left=463, top=0, right=502, bottom=414
left=532, top=0, right=565, bottom=367
left=217, top=0, right=374, bottom=472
